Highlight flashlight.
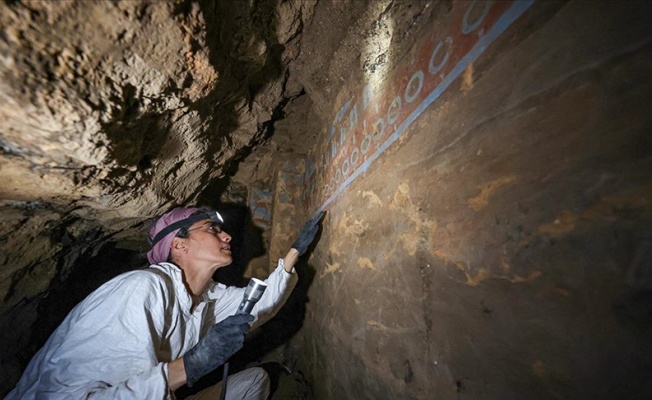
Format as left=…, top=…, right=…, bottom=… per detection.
left=220, top=278, right=267, bottom=400
left=237, top=278, right=267, bottom=315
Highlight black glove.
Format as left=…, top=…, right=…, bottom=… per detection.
left=291, top=211, right=324, bottom=255
left=183, top=313, right=254, bottom=387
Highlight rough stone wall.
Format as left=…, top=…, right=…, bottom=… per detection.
left=293, top=1, right=652, bottom=399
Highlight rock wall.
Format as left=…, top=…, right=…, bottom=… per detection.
left=292, top=1, right=652, bottom=399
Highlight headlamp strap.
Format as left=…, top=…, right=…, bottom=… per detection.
left=148, top=211, right=224, bottom=246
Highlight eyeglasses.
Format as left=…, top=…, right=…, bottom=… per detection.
left=187, top=221, right=223, bottom=235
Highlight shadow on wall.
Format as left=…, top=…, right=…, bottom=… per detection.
left=212, top=202, right=267, bottom=287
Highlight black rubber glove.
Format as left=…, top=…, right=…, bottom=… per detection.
left=291, top=211, right=324, bottom=255
left=183, top=313, right=254, bottom=387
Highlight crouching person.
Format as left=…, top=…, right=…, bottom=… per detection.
left=7, top=207, right=323, bottom=399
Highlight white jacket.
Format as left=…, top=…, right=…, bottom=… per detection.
left=7, top=260, right=296, bottom=399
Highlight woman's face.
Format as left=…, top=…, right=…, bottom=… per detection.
left=183, top=219, right=233, bottom=268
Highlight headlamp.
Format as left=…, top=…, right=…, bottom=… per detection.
left=148, top=211, right=224, bottom=246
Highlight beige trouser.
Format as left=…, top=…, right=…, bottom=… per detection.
left=185, top=367, right=270, bottom=400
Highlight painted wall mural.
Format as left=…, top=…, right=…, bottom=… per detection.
left=304, top=0, right=535, bottom=213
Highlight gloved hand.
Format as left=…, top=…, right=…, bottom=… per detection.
left=183, top=313, right=254, bottom=387
left=291, top=211, right=324, bottom=255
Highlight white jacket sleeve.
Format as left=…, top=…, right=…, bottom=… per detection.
left=18, top=271, right=175, bottom=400
left=205, top=259, right=297, bottom=330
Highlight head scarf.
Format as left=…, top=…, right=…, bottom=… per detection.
left=147, top=207, right=199, bottom=265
